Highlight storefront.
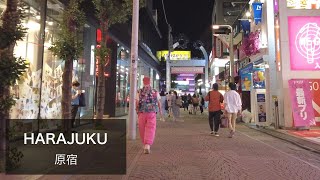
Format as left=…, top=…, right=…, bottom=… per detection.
left=276, top=0, right=320, bottom=128
left=239, top=58, right=268, bottom=124
left=3, top=0, right=96, bottom=132
left=104, top=44, right=160, bottom=117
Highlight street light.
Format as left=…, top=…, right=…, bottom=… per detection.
left=212, top=24, right=234, bottom=83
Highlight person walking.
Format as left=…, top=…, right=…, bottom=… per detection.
left=159, top=90, right=167, bottom=121
left=192, top=94, right=199, bottom=115
left=205, top=83, right=224, bottom=136
left=187, top=94, right=193, bottom=114
left=166, top=91, right=173, bottom=117
left=199, top=93, right=204, bottom=114
left=136, top=77, right=162, bottom=154
left=182, top=93, right=188, bottom=111
left=172, top=91, right=181, bottom=121
left=224, top=82, right=242, bottom=138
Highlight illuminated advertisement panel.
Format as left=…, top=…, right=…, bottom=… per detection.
left=287, top=0, right=320, bottom=9
left=156, top=50, right=191, bottom=61
left=288, top=16, right=320, bottom=70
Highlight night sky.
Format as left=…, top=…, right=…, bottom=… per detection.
left=154, top=0, right=214, bottom=54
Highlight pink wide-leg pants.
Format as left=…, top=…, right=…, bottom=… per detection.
left=138, top=112, right=157, bottom=145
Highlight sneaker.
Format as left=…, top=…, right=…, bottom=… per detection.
left=144, top=148, right=150, bottom=154
left=143, top=144, right=151, bottom=154
left=210, top=131, right=214, bottom=135
left=214, top=133, right=219, bottom=137
left=228, top=130, right=234, bottom=138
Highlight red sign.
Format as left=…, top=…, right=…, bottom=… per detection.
left=95, top=56, right=110, bottom=77
left=309, top=79, right=320, bottom=126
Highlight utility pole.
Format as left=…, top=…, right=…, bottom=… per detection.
left=166, top=25, right=172, bottom=92
left=128, top=0, right=139, bottom=140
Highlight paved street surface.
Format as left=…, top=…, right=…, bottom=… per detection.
left=2, top=110, right=320, bottom=180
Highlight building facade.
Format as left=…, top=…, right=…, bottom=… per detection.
left=211, top=0, right=320, bottom=129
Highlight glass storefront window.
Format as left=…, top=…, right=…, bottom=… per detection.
left=115, top=47, right=130, bottom=116
left=9, top=1, right=43, bottom=120
left=41, top=0, right=65, bottom=121
left=287, top=0, right=320, bottom=9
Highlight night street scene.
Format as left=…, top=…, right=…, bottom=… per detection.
left=1, top=0, right=320, bottom=179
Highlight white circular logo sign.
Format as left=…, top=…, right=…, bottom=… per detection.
left=295, top=23, right=320, bottom=64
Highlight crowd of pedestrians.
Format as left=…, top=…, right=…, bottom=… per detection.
left=136, top=76, right=242, bottom=154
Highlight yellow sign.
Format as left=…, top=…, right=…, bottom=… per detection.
left=157, top=50, right=191, bottom=61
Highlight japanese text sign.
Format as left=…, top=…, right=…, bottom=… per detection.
left=288, top=79, right=315, bottom=127
left=288, top=16, right=320, bottom=70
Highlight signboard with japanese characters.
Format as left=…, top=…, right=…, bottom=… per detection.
left=288, top=79, right=315, bottom=127
left=215, top=38, right=222, bottom=58
left=288, top=16, right=320, bottom=70
left=156, top=50, right=191, bottom=61
left=6, top=119, right=126, bottom=174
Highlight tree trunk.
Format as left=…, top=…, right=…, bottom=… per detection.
left=96, top=57, right=105, bottom=121
left=61, top=58, right=73, bottom=133
left=96, top=23, right=107, bottom=121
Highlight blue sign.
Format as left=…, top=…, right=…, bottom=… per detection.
left=257, top=94, right=266, bottom=122
left=239, top=63, right=253, bottom=75
left=257, top=94, right=265, bottom=102
left=252, top=2, right=263, bottom=25
left=240, top=20, right=251, bottom=37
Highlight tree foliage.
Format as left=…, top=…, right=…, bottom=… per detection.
left=93, top=0, right=145, bottom=120
left=0, top=0, right=28, bottom=171
left=48, top=0, right=85, bottom=122
left=49, top=0, right=86, bottom=61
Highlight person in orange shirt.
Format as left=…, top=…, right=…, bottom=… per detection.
left=205, top=83, right=224, bottom=136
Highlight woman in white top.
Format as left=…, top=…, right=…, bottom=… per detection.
left=224, top=83, right=242, bottom=138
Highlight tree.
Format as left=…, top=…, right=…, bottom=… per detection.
left=92, top=0, right=144, bottom=120
left=49, top=0, right=85, bottom=131
left=0, top=0, right=28, bottom=171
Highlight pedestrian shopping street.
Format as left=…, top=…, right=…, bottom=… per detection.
left=2, top=110, right=320, bottom=180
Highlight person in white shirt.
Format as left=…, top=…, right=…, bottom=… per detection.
left=224, top=82, right=242, bottom=138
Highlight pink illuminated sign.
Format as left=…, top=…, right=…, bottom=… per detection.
left=288, top=16, right=320, bottom=70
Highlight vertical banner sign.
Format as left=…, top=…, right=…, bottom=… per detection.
left=309, top=79, right=320, bottom=126
left=288, top=16, right=320, bottom=70
left=288, top=79, right=315, bottom=127
left=257, top=93, right=266, bottom=122
left=240, top=20, right=251, bottom=36
left=274, top=0, right=279, bottom=14
left=252, top=2, right=263, bottom=25
left=216, top=38, right=222, bottom=58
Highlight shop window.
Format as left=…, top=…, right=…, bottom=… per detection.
left=40, top=0, right=65, bottom=120
left=9, top=1, right=43, bottom=120
left=115, top=48, right=130, bottom=116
